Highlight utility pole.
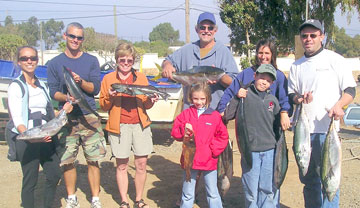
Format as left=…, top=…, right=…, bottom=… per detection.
left=185, top=0, right=190, bottom=43
left=114, top=5, right=118, bottom=43
left=40, top=22, right=44, bottom=65
left=305, top=0, right=308, bottom=20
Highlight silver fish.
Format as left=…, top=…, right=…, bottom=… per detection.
left=111, top=83, right=170, bottom=101
left=172, top=66, right=225, bottom=86
left=217, top=140, right=233, bottom=198
left=293, top=104, right=312, bottom=177
left=17, top=109, right=67, bottom=141
left=62, top=66, right=101, bottom=117
left=321, top=118, right=341, bottom=201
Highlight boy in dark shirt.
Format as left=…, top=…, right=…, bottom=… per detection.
left=224, top=64, right=280, bottom=208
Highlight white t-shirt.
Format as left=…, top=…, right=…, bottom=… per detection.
left=288, top=49, right=356, bottom=133
left=8, top=82, right=48, bottom=129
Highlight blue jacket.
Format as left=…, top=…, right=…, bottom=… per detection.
left=217, top=66, right=291, bottom=114
left=165, top=40, right=238, bottom=109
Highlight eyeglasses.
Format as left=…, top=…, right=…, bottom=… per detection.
left=66, top=33, right=84, bottom=41
left=301, top=33, right=318, bottom=39
left=118, top=58, right=134, bottom=64
left=199, top=25, right=215, bottom=31
left=19, top=56, right=38, bottom=62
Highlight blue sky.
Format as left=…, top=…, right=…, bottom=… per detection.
left=1, top=0, right=359, bottom=44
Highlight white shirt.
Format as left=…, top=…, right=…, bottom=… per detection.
left=288, top=49, right=356, bottom=133
left=8, top=82, right=48, bottom=129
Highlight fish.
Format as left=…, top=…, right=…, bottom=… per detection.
left=17, top=109, right=67, bottom=141
left=182, top=125, right=196, bottom=182
left=293, top=104, right=312, bottom=177
left=321, top=118, right=341, bottom=201
left=234, top=81, right=252, bottom=168
left=111, top=83, right=171, bottom=101
left=217, top=140, right=233, bottom=198
left=273, top=115, right=289, bottom=189
left=172, top=66, right=225, bottom=86
left=62, top=66, right=101, bottom=118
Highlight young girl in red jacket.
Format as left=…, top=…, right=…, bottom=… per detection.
left=171, top=82, right=229, bottom=208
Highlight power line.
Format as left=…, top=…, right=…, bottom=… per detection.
left=0, top=9, right=115, bottom=13
left=123, top=3, right=185, bottom=20
left=0, top=0, right=176, bottom=9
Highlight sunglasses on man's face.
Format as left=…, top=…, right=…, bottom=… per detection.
left=66, top=33, right=84, bottom=41
left=19, top=56, right=38, bottom=62
left=300, top=33, right=318, bottom=39
left=118, top=58, right=134, bottom=64
left=199, top=25, right=215, bottom=31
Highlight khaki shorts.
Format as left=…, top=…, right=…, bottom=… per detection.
left=108, top=123, right=153, bottom=158
left=57, top=114, right=107, bottom=166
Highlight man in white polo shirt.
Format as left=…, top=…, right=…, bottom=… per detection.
left=288, top=19, right=356, bottom=207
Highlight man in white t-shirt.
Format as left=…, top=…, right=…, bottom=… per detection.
left=288, top=19, right=356, bottom=207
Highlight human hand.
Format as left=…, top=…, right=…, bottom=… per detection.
left=161, top=61, right=176, bottom=79
left=237, top=88, right=248, bottom=98
left=71, top=72, right=82, bottom=84
left=280, top=112, right=291, bottom=130
left=207, top=80, right=217, bottom=85
left=63, top=102, right=73, bottom=113
left=303, top=92, right=313, bottom=104
left=108, top=88, right=117, bottom=97
left=42, top=136, right=52, bottom=143
left=149, top=93, right=159, bottom=103
left=185, top=123, right=193, bottom=137
left=328, top=104, right=345, bottom=120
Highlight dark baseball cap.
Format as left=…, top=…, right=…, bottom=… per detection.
left=197, top=12, right=216, bottom=25
left=299, top=19, right=324, bottom=33
left=256, top=64, right=277, bottom=80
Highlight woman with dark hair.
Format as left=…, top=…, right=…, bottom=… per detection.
left=6, top=46, right=72, bottom=208
left=217, top=39, right=291, bottom=131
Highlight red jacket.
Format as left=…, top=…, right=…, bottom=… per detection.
left=171, top=106, right=229, bottom=170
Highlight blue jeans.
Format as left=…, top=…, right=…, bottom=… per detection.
left=241, top=149, right=279, bottom=208
left=299, top=133, right=340, bottom=208
left=181, top=169, right=223, bottom=208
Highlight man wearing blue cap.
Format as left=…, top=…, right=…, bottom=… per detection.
left=288, top=19, right=356, bottom=207
left=162, top=12, right=238, bottom=110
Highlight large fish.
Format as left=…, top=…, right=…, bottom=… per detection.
left=217, top=140, right=233, bottom=198
left=293, top=104, right=312, bottom=177
left=62, top=66, right=101, bottom=118
left=111, top=83, right=170, bottom=101
left=182, top=125, right=196, bottom=182
left=17, top=109, right=67, bottom=141
left=273, top=116, right=289, bottom=189
left=321, top=118, right=341, bottom=201
left=234, top=82, right=252, bottom=168
left=172, top=66, right=225, bottom=86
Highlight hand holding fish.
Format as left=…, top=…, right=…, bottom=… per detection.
left=280, top=112, right=291, bottom=130
left=237, top=88, right=248, bottom=98
left=293, top=92, right=313, bottom=104
left=149, top=93, right=159, bottom=103
left=28, top=136, right=52, bottom=143
left=62, top=102, right=73, bottom=114
left=185, top=123, right=193, bottom=137
left=71, top=71, right=82, bottom=84
left=328, top=103, right=345, bottom=120
left=161, top=60, right=176, bottom=79
left=108, top=88, right=117, bottom=97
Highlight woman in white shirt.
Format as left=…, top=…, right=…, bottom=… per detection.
left=7, top=46, right=72, bottom=208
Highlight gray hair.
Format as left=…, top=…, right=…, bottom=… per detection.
left=66, top=22, right=84, bottom=34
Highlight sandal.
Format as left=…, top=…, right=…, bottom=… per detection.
left=120, top=201, right=130, bottom=208
left=134, top=199, right=149, bottom=208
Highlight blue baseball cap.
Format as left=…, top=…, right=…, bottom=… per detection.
left=197, top=12, right=216, bottom=25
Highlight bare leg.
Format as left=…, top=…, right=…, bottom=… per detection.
left=87, top=161, right=101, bottom=197
left=116, top=158, right=130, bottom=203
left=63, top=164, right=77, bottom=195
left=134, top=155, right=149, bottom=208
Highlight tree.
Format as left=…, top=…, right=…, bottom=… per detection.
left=43, top=19, right=64, bottom=50
left=0, top=34, right=27, bottom=61
left=17, top=16, right=39, bottom=46
left=332, top=26, right=360, bottom=57
left=149, top=23, right=180, bottom=45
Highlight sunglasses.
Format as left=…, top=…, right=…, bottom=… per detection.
left=301, top=34, right=318, bottom=39
left=199, top=25, right=215, bottom=31
left=118, top=58, right=134, bottom=64
left=66, top=33, right=84, bottom=41
left=19, top=56, right=38, bottom=62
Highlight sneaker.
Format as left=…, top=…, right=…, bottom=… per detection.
left=90, top=200, right=102, bottom=208
left=65, top=198, right=80, bottom=208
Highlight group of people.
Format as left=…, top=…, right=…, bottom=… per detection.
left=5, top=11, right=355, bottom=208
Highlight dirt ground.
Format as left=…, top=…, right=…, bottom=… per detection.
left=0, top=120, right=360, bottom=208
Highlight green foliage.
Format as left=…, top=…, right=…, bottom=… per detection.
left=149, top=23, right=180, bottom=45
left=331, top=26, right=360, bottom=57
left=43, top=19, right=64, bottom=50
left=0, top=34, right=27, bottom=61
left=17, top=16, right=39, bottom=46
left=134, top=40, right=171, bottom=57
left=240, top=56, right=255, bottom=70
